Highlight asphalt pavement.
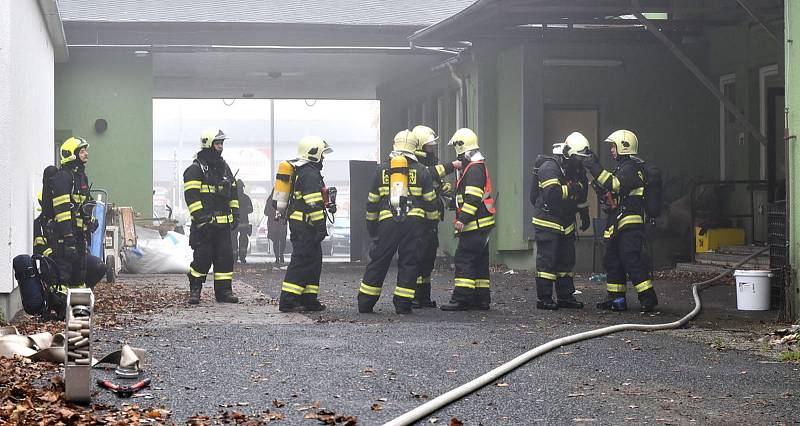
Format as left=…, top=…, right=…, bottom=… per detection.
left=91, top=263, right=800, bottom=425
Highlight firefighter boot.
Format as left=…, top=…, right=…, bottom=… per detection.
left=187, top=275, right=203, bottom=305
left=412, top=281, right=437, bottom=308
left=537, top=298, right=558, bottom=310
left=300, top=293, right=326, bottom=312
left=357, top=293, right=377, bottom=314
left=279, top=292, right=304, bottom=312
left=638, top=288, right=658, bottom=312
left=597, top=294, right=627, bottom=311
left=394, top=295, right=413, bottom=315
left=440, top=300, right=471, bottom=311
left=215, top=282, right=239, bottom=304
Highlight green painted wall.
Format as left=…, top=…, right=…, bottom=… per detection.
left=55, top=49, right=153, bottom=216
left=785, top=1, right=800, bottom=321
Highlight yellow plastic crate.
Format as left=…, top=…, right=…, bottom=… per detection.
left=695, top=227, right=745, bottom=253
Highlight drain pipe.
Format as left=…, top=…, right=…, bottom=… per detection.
left=384, top=247, right=770, bottom=426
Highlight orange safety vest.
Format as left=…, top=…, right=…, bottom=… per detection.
left=455, top=160, right=497, bottom=216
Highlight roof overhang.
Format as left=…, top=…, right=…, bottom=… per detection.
left=37, top=0, right=69, bottom=62
left=62, top=21, right=458, bottom=99
left=410, top=0, right=784, bottom=44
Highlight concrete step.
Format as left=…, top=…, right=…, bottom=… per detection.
left=695, top=252, right=770, bottom=267
left=717, top=245, right=770, bottom=256
left=675, top=262, right=729, bottom=274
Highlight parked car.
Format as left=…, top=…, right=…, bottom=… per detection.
left=329, top=216, right=350, bottom=256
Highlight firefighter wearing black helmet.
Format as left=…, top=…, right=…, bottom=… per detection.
left=183, top=128, right=240, bottom=305
left=582, top=129, right=658, bottom=312
left=50, top=137, right=95, bottom=291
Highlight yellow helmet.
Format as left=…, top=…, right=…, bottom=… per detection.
left=60, top=137, right=89, bottom=165
left=411, top=125, right=438, bottom=149
left=605, top=129, right=638, bottom=155
left=297, top=136, right=332, bottom=163
left=564, top=132, right=591, bottom=158
left=393, top=130, right=418, bottom=154
left=200, top=128, right=227, bottom=149
left=448, top=128, right=479, bottom=155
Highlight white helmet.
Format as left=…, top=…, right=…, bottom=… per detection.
left=448, top=128, right=479, bottom=155
left=563, top=132, right=590, bottom=158
left=297, top=136, right=332, bottom=163
left=393, top=130, right=418, bottom=154
left=412, top=125, right=438, bottom=149
left=200, top=128, right=227, bottom=149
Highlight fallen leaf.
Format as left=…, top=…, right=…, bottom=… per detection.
left=450, top=418, right=464, bottom=426
left=272, top=399, right=285, bottom=408
left=496, top=383, right=509, bottom=387
left=371, top=403, right=382, bottom=411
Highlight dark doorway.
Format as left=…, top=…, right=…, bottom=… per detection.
left=767, top=87, right=785, bottom=202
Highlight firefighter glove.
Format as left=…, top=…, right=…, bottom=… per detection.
left=440, top=182, right=453, bottom=193
left=579, top=209, right=591, bottom=231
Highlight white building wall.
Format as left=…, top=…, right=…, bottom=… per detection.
left=0, top=1, right=55, bottom=311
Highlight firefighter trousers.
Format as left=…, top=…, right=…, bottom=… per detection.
left=53, top=239, right=87, bottom=289
left=451, top=228, right=491, bottom=307
left=534, top=228, right=577, bottom=301
left=280, top=222, right=323, bottom=304
left=188, top=224, right=234, bottom=297
left=604, top=227, right=657, bottom=303
left=358, top=217, right=423, bottom=310
left=414, top=224, right=439, bottom=300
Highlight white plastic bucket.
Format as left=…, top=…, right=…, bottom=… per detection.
left=733, top=270, right=772, bottom=311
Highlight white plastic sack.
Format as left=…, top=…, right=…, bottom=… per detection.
left=122, top=229, right=194, bottom=274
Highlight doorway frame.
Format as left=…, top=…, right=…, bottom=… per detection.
left=719, top=73, right=736, bottom=180
left=759, top=64, right=780, bottom=180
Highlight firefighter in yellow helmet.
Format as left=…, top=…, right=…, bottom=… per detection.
left=440, top=128, right=496, bottom=311
left=278, top=136, right=335, bottom=312
left=410, top=125, right=462, bottom=308
left=183, top=128, right=240, bottom=304
left=50, top=137, right=96, bottom=291
left=357, top=130, right=437, bottom=314
left=582, top=129, right=657, bottom=312
left=530, top=132, right=591, bottom=310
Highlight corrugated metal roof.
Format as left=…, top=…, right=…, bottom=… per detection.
left=58, top=0, right=477, bottom=26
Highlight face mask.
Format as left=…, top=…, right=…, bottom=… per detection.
left=457, top=153, right=466, bottom=162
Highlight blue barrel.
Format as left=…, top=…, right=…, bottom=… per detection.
left=90, top=201, right=106, bottom=259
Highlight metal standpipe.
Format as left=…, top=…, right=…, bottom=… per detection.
left=64, top=288, right=95, bottom=403
left=384, top=248, right=770, bottom=426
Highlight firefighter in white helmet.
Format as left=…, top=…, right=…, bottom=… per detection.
left=357, top=130, right=437, bottom=314
left=440, top=128, right=497, bottom=311
left=183, top=128, right=240, bottom=305
left=530, top=132, right=591, bottom=310
left=409, top=125, right=462, bottom=308
left=582, top=129, right=657, bottom=312
left=278, top=136, right=335, bottom=312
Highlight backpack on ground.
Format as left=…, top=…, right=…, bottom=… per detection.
left=14, top=254, right=64, bottom=320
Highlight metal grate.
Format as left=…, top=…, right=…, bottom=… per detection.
left=767, top=201, right=787, bottom=310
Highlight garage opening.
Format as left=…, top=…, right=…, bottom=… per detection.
left=153, top=98, right=380, bottom=261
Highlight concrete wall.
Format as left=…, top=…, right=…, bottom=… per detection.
left=0, top=1, right=57, bottom=318
left=55, top=49, right=153, bottom=216
left=785, top=1, right=800, bottom=321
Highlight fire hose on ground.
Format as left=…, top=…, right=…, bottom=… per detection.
left=384, top=246, right=771, bottom=426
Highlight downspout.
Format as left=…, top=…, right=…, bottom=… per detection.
left=408, top=40, right=471, bottom=128
left=37, top=0, right=69, bottom=62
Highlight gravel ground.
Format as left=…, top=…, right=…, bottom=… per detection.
left=75, top=262, right=800, bottom=425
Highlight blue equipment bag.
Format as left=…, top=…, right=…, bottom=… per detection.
left=14, top=254, right=45, bottom=315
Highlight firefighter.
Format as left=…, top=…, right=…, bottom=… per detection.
left=231, top=179, right=254, bottom=264
left=583, top=129, right=658, bottom=312
left=440, top=128, right=496, bottom=311
left=51, top=137, right=95, bottom=292
left=278, top=136, right=334, bottom=312
left=183, top=128, right=240, bottom=305
left=358, top=130, right=437, bottom=315
left=410, top=125, right=461, bottom=308
left=530, top=132, right=591, bottom=310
